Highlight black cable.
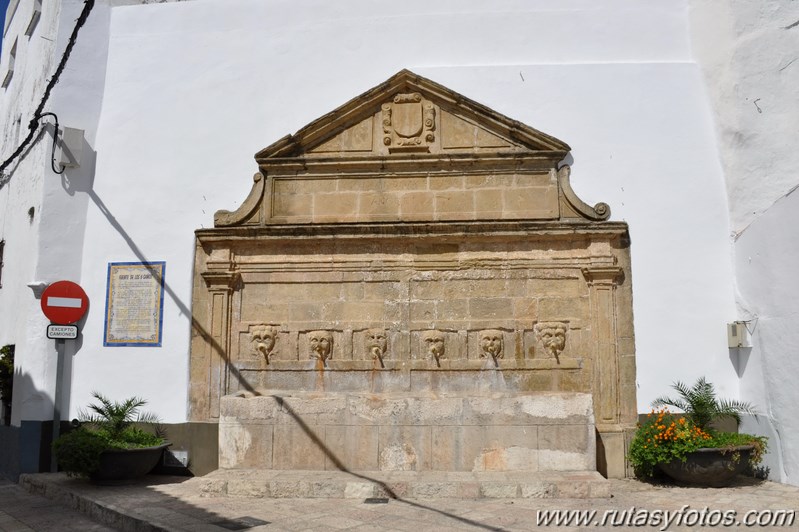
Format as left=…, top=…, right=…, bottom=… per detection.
left=37, top=112, right=65, bottom=175
left=0, top=0, right=95, bottom=177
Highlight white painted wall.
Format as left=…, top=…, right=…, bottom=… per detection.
left=35, top=0, right=115, bottom=423
left=689, top=0, right=799, bottom=485
left=735, top=190, right=799, bottom=484
left=59, top=0, right=741, bottom=423
left=5, top=0, right=794, bottom=482
left=0, top=0, right=116, bottom=424
left=689, top=0, right=799, bottom=234
left=0, top=0, right=60, bottom=424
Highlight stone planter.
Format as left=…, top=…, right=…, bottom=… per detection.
left=659, top=445, right=754, bottom=487
left=90, top=442, right=170, bottom=483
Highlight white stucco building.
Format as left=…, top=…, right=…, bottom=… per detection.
left=1, top=0, right=797, bottom=484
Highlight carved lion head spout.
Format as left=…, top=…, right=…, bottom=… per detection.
left=308, top=330, right=333, bottom=362
left=535, top=322, right=568, bottom=359
left=479, top=330, right=504, bottom=360
left=422, top=330, right=445, bottom=364
left=250, top=325, right=277, bottom=364
left=365, top=329, right=388, bottom=363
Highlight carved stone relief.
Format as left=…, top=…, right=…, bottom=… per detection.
left=422, top=330, right=446, bottom=366
left=479, top=329, right=504, bottom=362
left=365, top=328, right=388, bottom=367
left=194, top=69, right=636, bottom=478
left=308, top=330, right=333, bottom=362
left=382, top=92, right=436, bottom=152
left=249, top=324, right=278, bottom=364
left=535, top=322, right=569, bottom=360
left=241, top=324, right=578, bottom=365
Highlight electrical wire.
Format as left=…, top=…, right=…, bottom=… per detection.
left=0, top=0, right=95, bottom=178
left=37, top=112, right=65, bottom=175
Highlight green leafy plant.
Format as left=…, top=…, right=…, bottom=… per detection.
left=0, top=345, right=14, bottom=403
left=651, top=376, right=758, bottom=430
left=628, top=408, right=766, bottom=477
left=79, top=392, right=162, bottom=440
left=53, top=392, right=165, bottom=478
left=629, top=378, right=767, bottom=479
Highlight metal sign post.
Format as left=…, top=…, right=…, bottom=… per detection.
left=51, top=339, right=66, bottom=473
left=38, top=280, right=89, bottom=473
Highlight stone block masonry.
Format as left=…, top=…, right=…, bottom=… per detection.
left=219, top=392, right=596, bottom=473
left=191, top=70, right=636, bottom=478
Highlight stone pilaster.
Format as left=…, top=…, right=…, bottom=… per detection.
left=196, top=267, right=240, bottom=420
left=582, top=266, right=634, bottom=478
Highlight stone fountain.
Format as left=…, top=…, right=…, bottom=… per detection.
left=189, top=71, right=637, bottom=487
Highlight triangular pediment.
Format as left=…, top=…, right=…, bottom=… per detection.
left=213, top=71, right=612, bottom=228
left=255, top=70, right=570, bottom=161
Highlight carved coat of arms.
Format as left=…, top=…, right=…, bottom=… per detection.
left=382, top=92, right=435, bottom=151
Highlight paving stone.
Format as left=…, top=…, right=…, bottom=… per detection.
left=4, top=473, right=798, bottom=531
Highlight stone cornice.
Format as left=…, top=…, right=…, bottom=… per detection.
left=258, top=152, right=565, bottom=177
left=200, top=271, right=241, bottom=290
left=197, top=220, right=630, bottom=243
left=255, top=69, right=570, bottom=161
left=581, top=266, right=625, bottom=285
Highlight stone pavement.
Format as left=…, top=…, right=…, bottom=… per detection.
left=0, top=478, right=115, bottom=531
left=2, top=473, right=798, bottom=531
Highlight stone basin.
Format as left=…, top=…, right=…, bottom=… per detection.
left=219, top=390, right=596, bottom=473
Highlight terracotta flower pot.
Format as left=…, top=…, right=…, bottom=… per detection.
left=90, top=442, right=170, bottom=483
left=659, top=445, right=753, bottom=487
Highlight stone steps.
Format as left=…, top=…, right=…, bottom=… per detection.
left=194, top=469, right=610, bottom=499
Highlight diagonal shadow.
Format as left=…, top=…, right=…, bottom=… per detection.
left=271, top=394, right=510, bottom=532
left=89, top=190, right=509, bottom=531
left=88, top=190, right=256, bottom=397
left=0, top=128, right=48, bottom=192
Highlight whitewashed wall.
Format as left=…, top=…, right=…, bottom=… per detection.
left=4, top=0, right=795, bottom=483
left=735, top=192, right=799, bottom=484
left=690, top=0, right=799, bottom=233
left=0, top=0, right=60, bottom=424
left=690, top=0, right=799, bottom=484
left=64, top=0, right=739, bottom=423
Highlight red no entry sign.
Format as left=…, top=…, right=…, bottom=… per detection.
left=40, top=281, right=89, bottom=325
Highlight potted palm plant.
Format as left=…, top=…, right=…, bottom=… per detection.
left=53, top=392, right=169, bottom=482
left=628, top=377, right=767, bottom=487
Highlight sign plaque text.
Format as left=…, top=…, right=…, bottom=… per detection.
left=47, top=324, right=79, bottom=339
left=103, top=262, right=166, bottom=347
